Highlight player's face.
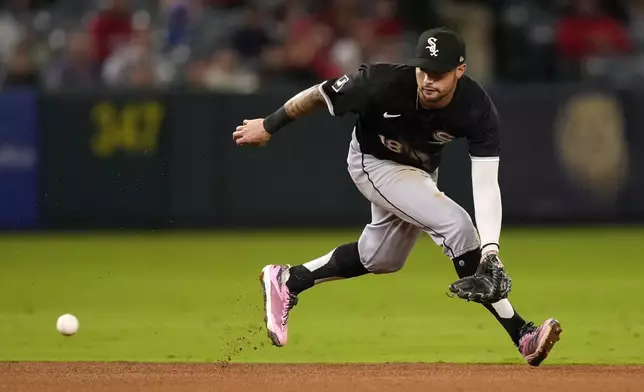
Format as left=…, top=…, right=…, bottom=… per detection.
left=415, top=65, right=466, bottom=105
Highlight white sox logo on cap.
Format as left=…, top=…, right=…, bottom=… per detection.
left=425, top=37, right=439, bottom=57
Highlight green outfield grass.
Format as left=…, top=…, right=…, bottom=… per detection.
left=1, top=227, right=643, bottom=364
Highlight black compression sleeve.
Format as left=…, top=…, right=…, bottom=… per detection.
left=263, top=106, right=294, bottom=135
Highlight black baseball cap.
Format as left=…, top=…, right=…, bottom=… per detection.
left=407, top=27, right=466, bottom=73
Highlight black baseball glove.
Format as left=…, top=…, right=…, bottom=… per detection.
left=448, top=253, right=512, bottom=303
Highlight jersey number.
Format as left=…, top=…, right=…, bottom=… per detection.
left=379, top=135, right=403, bottom=154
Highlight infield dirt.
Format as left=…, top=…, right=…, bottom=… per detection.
left=1, top=363, right=643, bottom=392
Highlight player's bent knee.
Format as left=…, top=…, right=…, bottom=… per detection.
left=363, top=257, right=406, bottom=274
left=447, top=210, right=480, bottom=253
left=456, top=212, right=477, bottom=238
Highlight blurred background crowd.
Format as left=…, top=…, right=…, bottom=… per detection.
left=1, top=0, right=644, bottom=92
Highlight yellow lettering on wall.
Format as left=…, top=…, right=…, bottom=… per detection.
left=90, top=101, right=164, bottom=158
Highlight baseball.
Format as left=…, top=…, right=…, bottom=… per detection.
left=56, top=314, right=79, bottom=336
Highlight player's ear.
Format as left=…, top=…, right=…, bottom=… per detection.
left=456, top=64, right=467, bottom=79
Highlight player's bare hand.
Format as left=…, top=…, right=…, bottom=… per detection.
left=233, top=118, right=271, bottom=147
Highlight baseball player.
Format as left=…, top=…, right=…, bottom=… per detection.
left=233, top=27, right=562, bottom=366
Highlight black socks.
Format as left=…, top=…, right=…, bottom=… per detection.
left=286, top=242, right=369, bottom=294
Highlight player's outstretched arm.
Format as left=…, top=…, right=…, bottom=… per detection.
left=283, top=84, right=326, bottom=118
left=232, top=84, right=325, bottom=147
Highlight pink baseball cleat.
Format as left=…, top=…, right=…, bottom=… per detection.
left=259, top=264, right=298, bottom=347
left=518, top=318, right=563, bottom=366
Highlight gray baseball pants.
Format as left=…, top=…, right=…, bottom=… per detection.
left=347, top=129, right=481, bottom=273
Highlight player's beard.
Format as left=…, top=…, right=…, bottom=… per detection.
left=418, top=74, right=458, bottom=106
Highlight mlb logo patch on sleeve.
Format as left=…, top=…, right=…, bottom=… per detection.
left=332, top=75, right=350, bottom=92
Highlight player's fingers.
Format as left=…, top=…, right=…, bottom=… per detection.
left=243, top=119, right=249, bottom=125
left=235, top=125, right=245, bottom=131
left=235, top=134, right=252, bottom=145
left=232, top=130, right=244, bottom=140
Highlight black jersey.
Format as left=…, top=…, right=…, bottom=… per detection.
left=319, top=63, right=500, bottom=174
